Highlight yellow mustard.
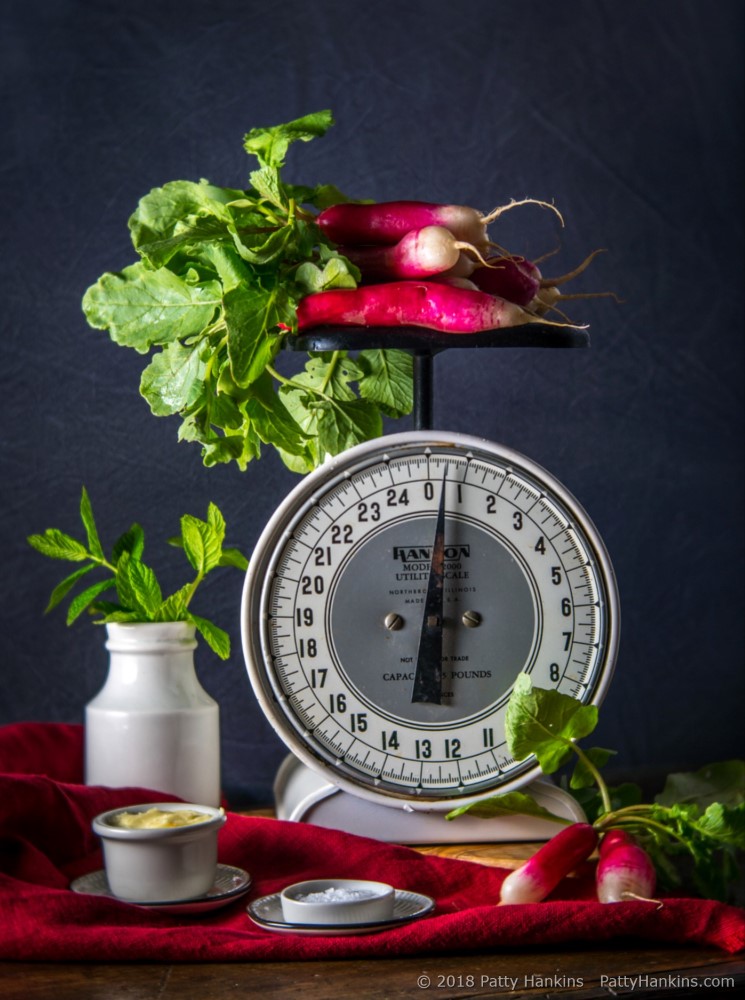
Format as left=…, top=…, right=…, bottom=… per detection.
left=113, top=807, right=211, bottom=829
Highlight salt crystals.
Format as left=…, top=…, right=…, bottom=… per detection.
left=295, top=887, right=376, bottom=903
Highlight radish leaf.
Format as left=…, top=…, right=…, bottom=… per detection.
left=446, top=790, right=568, bottom=825
left=82, top=111, right=411, bottom=472
left=505, top=672, right=598, bottom=773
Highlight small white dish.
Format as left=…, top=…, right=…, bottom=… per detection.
left=247, top=888, right=435, bottom=936
left=91, top=801, right=226, bottom=902
left=70, top=863, right=252, bottom=914
left=280, top=878, right=395, bottom=924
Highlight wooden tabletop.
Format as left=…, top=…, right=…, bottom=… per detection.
left=4, top=840, right=744, bottom=999
left=5, top=947, right=744, bottom=999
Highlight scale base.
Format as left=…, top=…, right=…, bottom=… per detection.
left=274, top=754, right=586, bottom=845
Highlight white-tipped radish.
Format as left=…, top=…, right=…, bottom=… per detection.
left=337, top=226, right=487, bottom=280
left=316, top=198, right=563, bottom=248
left=596, top=830, right=658, bottom=904
left=499, top=823, right=598, bottom=905
left=318, top=201, right=490, bottom=246
left=296, top=281, right=540, bottom=333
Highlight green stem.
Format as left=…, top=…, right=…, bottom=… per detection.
left=596, top=814, right=691, bottom=849
left=319, top=351, right=341, bottom=394
left=181, top=569, right=205, bottom=613
left=569, top=741, right=613, bottom=816
left=266, top=362, right=337, bottom=403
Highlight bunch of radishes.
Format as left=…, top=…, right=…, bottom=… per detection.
left=500, top=823, right=658, bottom=906
left=297, top=198, right=604, bottom=333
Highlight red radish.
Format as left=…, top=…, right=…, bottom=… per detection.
left=318, top=201, right=489, bottom=246
left=296, top=281, right=540, bottom=333
left=471, top=248, right=614, bottom=318
left=596, top=830, right=657, bottom=904
left=337, top=226, right=488, bottom=280
left=317, top=198, right=562, bottom=247
left=499, top=823, right=598, bottom=905
left=471, top=255, right=542, bottom=306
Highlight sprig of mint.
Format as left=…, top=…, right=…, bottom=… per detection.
left=82, top=111, right=413, bottom=473
left=447, top=674, right=745, bottom=902
left=27, top=487, right=248, bottom=660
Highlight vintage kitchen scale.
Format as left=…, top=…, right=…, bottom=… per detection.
left=241, top=323, right=620, bottom=843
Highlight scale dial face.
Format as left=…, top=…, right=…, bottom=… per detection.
left=242, top=431, right=619, bottom=810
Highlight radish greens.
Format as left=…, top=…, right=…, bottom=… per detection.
left=82, top=111, right=413, bottom=473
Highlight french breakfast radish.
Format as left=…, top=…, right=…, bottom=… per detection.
left=499, top=823, right=598, bottom=905
left=337, top=226, right=488, bottom=280
left=317, top=198, right=562, bottom=247
left=596, top=830, right=658, bottom=904
left=318, top=201, right=489, bottom=246
left=296, top=281, right=538, bottom=333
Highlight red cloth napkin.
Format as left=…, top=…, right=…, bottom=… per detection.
left=1, top=722, right=744, bottom=960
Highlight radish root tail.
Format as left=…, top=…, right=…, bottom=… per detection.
left=453, top=240, right=494, bottom=268
left=541, top=249, right=607, bottom=287
left=620, top=892, right=664, bottom=909
left=481, top=198, right=565, bottom=228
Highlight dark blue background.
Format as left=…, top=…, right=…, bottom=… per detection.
left=1, top=0, right=742, bottom=804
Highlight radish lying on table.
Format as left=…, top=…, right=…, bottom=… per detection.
left=499, top=823, right=598, bottom=905
left=596, top=829, right=658, bottom=904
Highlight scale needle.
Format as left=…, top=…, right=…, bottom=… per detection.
left=411, top=469, right=447, bottom=704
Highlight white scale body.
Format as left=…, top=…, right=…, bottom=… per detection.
left=241, top=429, right=620, bottom=843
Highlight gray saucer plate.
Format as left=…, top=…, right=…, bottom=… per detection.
left=246, top=889, right=435, bottom=935
left=70, top=863, right=252, bottom=914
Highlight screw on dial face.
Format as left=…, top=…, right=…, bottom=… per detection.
left=242, top=431, right=619, bottom=809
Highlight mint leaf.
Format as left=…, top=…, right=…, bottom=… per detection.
left=27, top=529, right=90, bottom=562
left=446, top=790, right=569, bottom=824
left=112, top=524, right=145, bottom=563
left=79, top=487, right=104, bottom=560
left=180, top=513, right=223, bottom=575
left=219, top=547, right=249, bottom=571
left=44, top=563, right=96, bottom=612
left=154, top=583, right=193, bottom=623
left=115, top=554, right=163, bottom=617
left=505, top=672, right=598, bottom=774
left=66, top=579, right=116, bottom=625
left=30, top=494, right=246, bottom=660
left=188, top=613, right=231, bottom=660
left=82, top=263, right=221, bottom=353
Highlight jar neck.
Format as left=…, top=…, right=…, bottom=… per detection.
left=105, top=621, right=197, bottom=655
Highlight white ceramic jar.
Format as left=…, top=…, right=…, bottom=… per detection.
left=85, top=622, right=221, bottom=806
